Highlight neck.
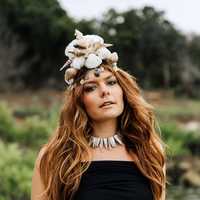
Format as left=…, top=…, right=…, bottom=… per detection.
left=91, top=118, right=118, bottom=138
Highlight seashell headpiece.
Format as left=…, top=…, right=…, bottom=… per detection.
left=60, top=29, right=119, bottom=88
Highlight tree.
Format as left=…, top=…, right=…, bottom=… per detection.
left=99, top=7, right=187, bottom=89
left=0, top=0, right=76, bottom=89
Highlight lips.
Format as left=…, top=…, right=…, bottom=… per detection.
left=99, top=101, right=115, bottom=108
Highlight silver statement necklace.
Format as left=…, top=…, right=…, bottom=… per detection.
left=89, top=133, right=123, bottom=149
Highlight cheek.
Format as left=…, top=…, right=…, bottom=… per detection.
left=114, top=86, right=124, bottom=103
left=114, top=86, right=124, bottom=113
left=82, top=93, right=98, bottom=114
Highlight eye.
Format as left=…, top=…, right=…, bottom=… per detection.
left=107, top=79, right=117, bottom=86
left=83, top=85, right=97, bottom=92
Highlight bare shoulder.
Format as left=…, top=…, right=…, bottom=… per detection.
left=31, top=146, right=47, bottom=200
left=35, top=145, right=47, bottom=169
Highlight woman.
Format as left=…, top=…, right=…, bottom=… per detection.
left=31, top=30, right=166, bottom=200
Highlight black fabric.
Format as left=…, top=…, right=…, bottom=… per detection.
left=73, top=160, right=153, bottom=200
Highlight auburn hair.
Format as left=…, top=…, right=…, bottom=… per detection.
left=38, top=64, right=166, bottom=200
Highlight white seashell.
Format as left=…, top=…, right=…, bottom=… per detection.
left=64, top=68, right=78, bottom=81
left=60, top=60, right=72, bottom=71
left=85, top=54, right=102, bottom=69
left=104, top=43, right=113, bottom=47
left=112, top=63, right=118, bottom=69
left=96, top=47, right=112, bottom=60
left=70, top=49, right=85, bottom=57
left=65, top=40, right=76, bottom=59
left=84, top=35, right=104, bottom=45
left=108, top=52, right=118, bottom=62
left=71, top=56, right=85, bottom=69
left=76, top=39, right=89, bottom=49
left=80, top=79, right=85, bottom=85
left=75, top=29, right=83, bottom=39
left=92, top=42, right=104, bottom=52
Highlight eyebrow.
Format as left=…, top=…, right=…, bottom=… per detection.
left=83, top=75, right=115, bottom=85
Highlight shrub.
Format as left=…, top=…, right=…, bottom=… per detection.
left=0, top=141, right=35, bottom=200
left=16, top=116, right=53, bottom=148
left=0, top=102, right=16, bottom=142
left=160, top=122, right=199, bottom=156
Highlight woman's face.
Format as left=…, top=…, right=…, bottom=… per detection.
left=82, top=69, right=124, bottom=122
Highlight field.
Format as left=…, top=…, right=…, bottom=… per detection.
left=0, top=89, right=200, bottom=200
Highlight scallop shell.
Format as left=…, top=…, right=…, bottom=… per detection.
left=85, top=54, right=102, bottom=69
left=64, top=68, right=78, bottom=82
left=71, top=56, right=85, bottom=69
left=96, top=47, right=112, bottom=60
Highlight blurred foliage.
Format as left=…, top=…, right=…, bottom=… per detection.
left=188, top=35, right=200, bottom=70
left=100, top=7, right=187, bottom=89
left=0, top=0, right=76, bottom=89
left=0, top=1, right=199, bottom=97
left=0, top=102, right=16, bottom=141
left=0, top=141, right=35, bottom=200
left=98, top=7, right=200, bottom=97
left=0, top=99, right=200, bottom=199
left=155, top=99, right=200, bottom=121
left=0, top=102, right=59, bottom=148
left=160, top=123, right=196, bottom=156
left=0, top=0, right=200, bottom=197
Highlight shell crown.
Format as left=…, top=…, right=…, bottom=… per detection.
left=60, top=29, right=119, bottom=87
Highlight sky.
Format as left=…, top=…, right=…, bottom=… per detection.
left=58, top=0, right=200, bottom=35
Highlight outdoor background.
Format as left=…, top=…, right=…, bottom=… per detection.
left=0, top=0, right=200, bottom=199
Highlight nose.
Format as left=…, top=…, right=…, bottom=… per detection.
left=99, top=83, right=110, bottom=97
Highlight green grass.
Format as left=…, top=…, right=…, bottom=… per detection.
left=0, top=96, right=199, bottom=199
left=155, top=99, right=200, bottom=121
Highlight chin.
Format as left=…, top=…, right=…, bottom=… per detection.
left=95, top=111, right=122, bottom=121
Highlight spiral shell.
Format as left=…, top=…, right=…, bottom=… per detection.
left=64, top=68, right=78, bottom=82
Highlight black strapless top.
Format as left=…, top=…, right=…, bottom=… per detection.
left=73, top=160, right=153, bottom=200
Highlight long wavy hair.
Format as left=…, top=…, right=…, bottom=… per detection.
left=38, top=63, right=166, bottom=200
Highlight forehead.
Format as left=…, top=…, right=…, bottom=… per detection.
left=84, top=69, right=114, bottom=82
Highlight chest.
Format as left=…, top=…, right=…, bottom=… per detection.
left=88, top=144, right=135, bottom=161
